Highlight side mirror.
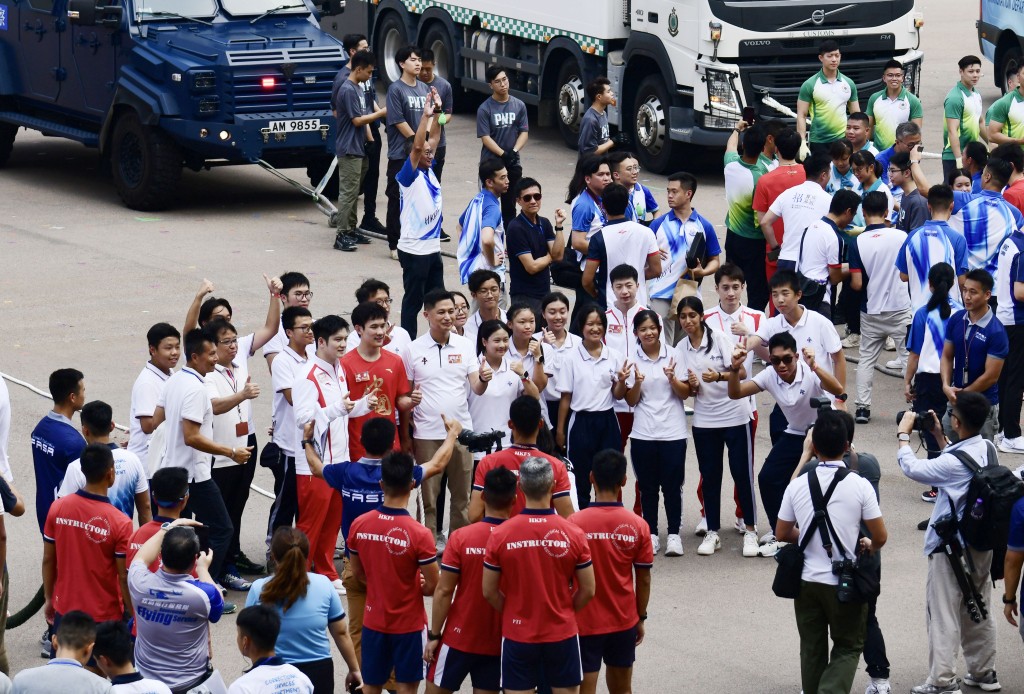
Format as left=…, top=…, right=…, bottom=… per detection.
left=319, top=0, right=345, bottom=16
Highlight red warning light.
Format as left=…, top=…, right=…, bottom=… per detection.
left=261, top=77, right=275, bottom=89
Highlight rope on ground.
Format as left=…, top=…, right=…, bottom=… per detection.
left=6, top=586, right=43, bottom=630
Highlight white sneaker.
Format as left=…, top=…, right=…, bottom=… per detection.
left=999, top=436, right=1024, bottom=454
left=866, top=678, right=892, bottom=694
left=390, top=249, right=398, bottom=260
left=742, top=531, right=759, bottom=557
left=694, top=516, right=708, bottom=536
left=842, top=332, right=860, bottom=348
left=884, top=358, right=904, bottom=371
left=665, top=534, right=684, bottom=557
left=733, top=517, right=746, bottom=534
left=331, top=578, right=347, bottom=596
left=435, top=531, right=447, bottom=553
left=884, top=336, right=896, bottom=351
left=757, top=534, right=786, bottom=557
left=651, top=535, right=660, bottom=555
left=697, top=530, right=721, bottom=555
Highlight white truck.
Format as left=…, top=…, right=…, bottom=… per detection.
left=361, top=0, right=925, bottom=173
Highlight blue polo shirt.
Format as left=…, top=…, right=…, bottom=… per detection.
left=30, top=411, right=86, bottom=532
left=945, top=308, right=1009, bottom=403
left=507, top=212, right=556, bottom=299
left=1009, top=497, right=1024, bottom=601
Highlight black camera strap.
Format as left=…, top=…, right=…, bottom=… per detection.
left=807, top=467, right=853, bottom=560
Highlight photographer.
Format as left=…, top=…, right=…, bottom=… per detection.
left=896, top=392, right=1000, bottom=693
left=775, top=412, right=886, bottom=694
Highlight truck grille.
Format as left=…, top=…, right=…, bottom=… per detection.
left=741, top=60, right=888, bottom=120
left=228, top=65, right=340, bottom=115
left=224, top=46, right=345, bottom=67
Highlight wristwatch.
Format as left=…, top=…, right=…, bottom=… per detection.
left=538, top=352, right=546, bottom=365
left=897, top=433, right=911, bottom=443
left=160, top=521, right=173, bottom=531
left=1004, top=594, right=1018, bottom=605
left=427, top=631, right=442, bottom=641
left=301, top=439, right=316, bottom=448
left=836, top=393, right=849, bottom=402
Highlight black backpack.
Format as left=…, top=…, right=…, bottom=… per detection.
left=950, top=441, right=1024, bottom=581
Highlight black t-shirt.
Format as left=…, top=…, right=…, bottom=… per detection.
left=507, top=213, right=556, bottom=299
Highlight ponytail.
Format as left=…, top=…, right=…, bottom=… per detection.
left=926, top=262, right=956, bottom=320
left=260, top=527, right=311, bottom=611
left=676, top=296, right=713, bottom=353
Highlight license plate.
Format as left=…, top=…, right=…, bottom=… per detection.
left=268, top=119, right=320, bottom=133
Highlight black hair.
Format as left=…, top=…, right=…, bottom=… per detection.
left=341, top=33, right=368, bottom=53
left=509, top=395, right=542, bottom=436
left=360, top=417, right=397, bottom=457
left=586, top=76, right=611, bottom=103
left=351, top=301, right=389, bottom=329
left=423, top=288, right=455, bottom=310
left=677, top=296, right=713, bottom=354
left=803, top=153, right=831, bottom=181
left=592, top=449, right=627, bottom=491
left=147, top=322, right=181, bottom=349
left=607, top=150, right=635, bottom=173
left=830, top=189, right=863, bottom=216
left=475, top=319, right=510, bottom=357
left=926, top=262, right=956, bottom=320
left=775, top=128, right=803, bottom=160
left=601, top=182, right=630, bottom=216
left=516, top=177, right=542, bottom=197
left=991, top=143, right=1024, bottom=174
left=80, top=443, right=114, bottom=484
left=667, top=171, right=698, bottom=194
left=150, top=466, right=190, bottom=507
left=419, top=48, right=436, bottom=63
left=768, top=331, right=798, bottom=353
left=183, top=328, right=214, bottom=364
left=715, top=262, right=745, bottom=285
left=770, top=269, right=802, bottom=294
left=380, top=451, right=416, bottom=491
left=312, top=314, right=349, bottom=346
left=847, top=111, right=870, bottom=126
left=355, top=278, right=391, bottom=304
left=161, top=526, right=200, bottom=572
left=279, top=272, right=310, bottom=296
left=55, top=611, right=96, bottom=651
left=479, top=157, right=506, bottom=188
left=761, top=119, right=785, bottom=140
left=631, top=309, right=662, bottom=335
left=236, top=605, right=281, bottom=653
left=860, top=190, right=890, bottom=218
left=349, top=49, right=375, bottom=70
left=541, top=292, right=571, bottom=313
left=205, top=318, right=237, bottom=342
left=485, top=65, right=506, bottom=83
left=506, top=303, right=536, bottom=326
left=812, top=410, right=848, bottom=459
left=928, top=184, right=955, bottom=211
left=837, top=410, right=857, bottom=444
left=959, top=55, right=982, bottom=70
left=81, top=400, right=113, bottom=436
left=93, top=620, right=135, bottom=666
left=282, top=306, right=312, bottom=331
left=566, top=153, right=609, bottom=202
left=609, top=263, right=639, bottom=284
left=819, top=40, right=840, bottom=55
left=850, top=150, right=881, bottom=179
left=883, top=59, right=904, bottom=72
left=829, top=139, right=853, bottom=160
left=573, top=304, right=608, bottom=334
left=468, top=269, right=502, bottom=293
left=985, top=157, right=1014, bottom=188
left=198, top=299, right=232, bottom=326
left=890, top=151, right=912, bottom=172
left=483, top=467, right=519, bottom=510
left=395, top=45, right=421, bottom=66
left=953, top=391, right=991, bottom=433
left=49, top=368, right=84, bottom=404
left=741, top=125, right=767, bottom=159
left=964, top=268, right=995, bottom=293
left=964, top=141, right=989, bottom=169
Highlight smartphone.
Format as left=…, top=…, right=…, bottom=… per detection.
left=742, top=106, right=756, bottom=126
left=194, top=526, right=211, bottom=554
left=347, top=683, right=363, bottom=694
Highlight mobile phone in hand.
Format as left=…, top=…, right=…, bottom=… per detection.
left=194, top=526, right=211, bottom=554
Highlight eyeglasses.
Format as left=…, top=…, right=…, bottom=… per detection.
left=375, top=297, right=394, bottom=306
left=475, top=287, right=501, bottom=296
left=218, top=338, right=238, bottom=346
left=290, top=325, right=314, bottom=333
left=491, top=76, right=509, bottom=85
left=769, top=354, right=795, bottom=366
left=454, top=305, right=469, bottom=313
left=290, top=291, right=313, bottom=300
left=624, top=165, right=640, bottom=173
left=520, top=193, right=542, bottom=202
left=884, top=73, right=903, bottom=79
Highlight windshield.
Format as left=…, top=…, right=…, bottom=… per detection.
left=134, top=0, right=218, bottom=18
left=221, top=0, right=309, bottom=15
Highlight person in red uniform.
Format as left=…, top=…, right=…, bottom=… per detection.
left=469, top=396, right=573, bottom=522
left=42, top=444, right=134, bottom=651
left=127, top=466, right=190, bottom=572
left=342, top=301, right=416, bottom=461
left=483, top=456, right=596, bottom=694
left=347, top=451, right=439, bottom=694
left=424, top=466, right=518, bottom=694
left=570, top=449, right=653, bottom=694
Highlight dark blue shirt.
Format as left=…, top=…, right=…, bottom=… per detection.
left=945, top=308, right=1009, bottom=403
left=31, top=411, right=85, bottom=532
left=507, top=213, right=556, bottom=299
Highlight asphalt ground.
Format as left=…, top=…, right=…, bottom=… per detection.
left=1, top=0, right=1022, bottom=690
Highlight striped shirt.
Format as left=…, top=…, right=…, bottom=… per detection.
left=896, top=221, right=968, bottom=310
left=908, top=299, right=963, bottom=374
left=457, top=190, right=505, bottom=284
left=648, top=208, right=722, bottom=300
left=396, top=157, right=443, bottom=255
left=995, top=231, right=1024, bottom=326
left=570, top=190, right=607, bottom=267
left=950, top=190, right=1024, bottom=275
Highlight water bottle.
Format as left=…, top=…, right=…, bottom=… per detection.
left=970, top=497, right=984, bottom=520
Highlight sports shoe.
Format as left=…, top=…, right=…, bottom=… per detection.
left=651, top=535, right=660, bottom=555
left=866, top=677, right=892, bottom=694
left=352, top=230, right=372, bottom=245
left=440, top=230, right=451, bottom=242
left=918, top=518, right=930, bottom=530
left=331, top=578, right=347, bottom=596
left=922, top=488, right=938, bottom=503
left=435, top=531, right=447, bottom=554
left=684, top=405, right=695, bottom=416
left=884, top=336, right=896, bottom=351
left=333, top=233, right=357, bottom=252
left=757, top=534, right=784, bottom=557
left=855, top=407, right=870, bottom=424
left=694, top=516, right=708, bottom=536
left=697, top=530, right=720, bottom=555
left=216, top=583, right=228, bottom=597
left=40, top=628, right=52, bottom=658
left=665, top=534, right=684, bottom=557
left=884, top=358, right=904, bottom=371
left=734, top=517, right=747, bottom=534
left=236, top=552, right=266, bottom=575
left=390, top=249, right=399, bottom=260
left=220, top=573, right=252, bottom=592
left=999, top=436, right=1024, bottom=454
left=742, top=531, right=759, bottom=557
left=222, top=601, right=238, bottom=615
left=963, top=671, right=1000, bottom=691
left=911, top=681, right=961, bottom=694
left=842, top=332, right=860, bottom=348
left=359, top=216, right=386, bottom=235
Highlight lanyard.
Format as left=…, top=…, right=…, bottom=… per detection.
left=963, top=313, right=980, bottom=380
left=584, top=190, right=606, bottom=223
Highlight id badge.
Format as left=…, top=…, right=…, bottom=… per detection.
left=235, top=421, right=249, bottom=437
left=962, top=366, right=970, bottom=386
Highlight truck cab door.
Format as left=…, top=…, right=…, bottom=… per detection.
left=63, top=0, right=123, bottom=118
left=16, top=0, right=64, bottom=103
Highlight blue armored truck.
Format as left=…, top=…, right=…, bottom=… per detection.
left=0, top=0, right=346, bottom=210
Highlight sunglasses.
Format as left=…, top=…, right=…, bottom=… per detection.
left=520, top=193, right=542, bottom=203
left=770, top=354, right=795, bottom=366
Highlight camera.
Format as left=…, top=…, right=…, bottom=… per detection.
left=457, top=429, right=506, bottom=454
left=832, top=558, right=857, bottom=604
left=809, top=396, right=832, bottom=411
left=896, top=409, right=938, bottom=432
left=931, top=513, right=959, bottom=540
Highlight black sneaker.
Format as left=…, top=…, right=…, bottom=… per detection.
left=235, top=552, right=266, bottom=575
left=352, top=230, right=372, bottom=245
left=360, top=216, right=386, bottom=235
left=440, top=230, right=451, bottom=242
left=333, top=233, right=357, bottom=252
left=918, top=518, right=930, bottom=530
left=855, top=407, right=870, bottom=424
left=921, top=488, right=938, bottom=503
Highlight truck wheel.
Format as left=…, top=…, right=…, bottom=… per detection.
left=633, top=75, right=682, bottom=175
left=0, top=123, right=16, bottom=167
left=999, top=43, right=1023, bottom=93
left=375, top=13, right=408, bottom=88
left=556, top=58, right=585, bottom=149
left=110, top=111, right=182, bottom=211
left=423, top=23, right=470, bottom=111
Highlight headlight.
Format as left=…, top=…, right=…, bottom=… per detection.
left=902, top=60, right=922, bottom=95
left=706, top=68, right=740, bottom=113
left=198, top=96, right=220, bottom=114
left=190, top=70, right=216, bottom=91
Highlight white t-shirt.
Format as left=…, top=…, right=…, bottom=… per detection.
left=751, top=360, right=827, bottom=435
left=205, top=363, right=249, bottom=469
left=128, top=362, right=171, bottom=460
left=630, top=343, right=688, bottom=441
left=58, top=447, right=148, bottom=517
left=158, top=366, right=213, bottom=482
left=592, top=220, right=660, bottom=307
left=754, top=308, right=842, bottom=377
left=849, top=226, right=912, bottom=315
left=403, top=333, right=479, bottom=439
left=227, top=662, right=314, bottom=694
left=771, top=182, right=832, bottom=262
left=703, top=305, right=765, bottom=413
left=677, top=330, right=752, bottom=429
left=793, top=217, right=841, bottom=301
left=507, top=338, right=555, bottom=424
left=468, top=357, right=524, bottom=459
left=346, top=323, right=412, bottom=361
left=778, top=462, right=881, bottom=584
left=271, top=346, right=308, bottom=457
left=112, top=675, right=172, bottom=693
left=535, top=331, right=582, bottom=403
left=557, top=343, right=623, bottom=413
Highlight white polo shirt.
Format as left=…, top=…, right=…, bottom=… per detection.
left=263, top=321, right=316, bottom=360
left=128, top=362, right=171, bottom=460
left=752, top=360, right=827, bottom=435
left=346, top=323, right=412, bottom=361
left=605, top=303, right=644, bottom=414
left=468, top=357, right=524, bottom=458
left=793, top=217, right=842, bottom=300
left=227, top=662, right=313, bottom=694
left=849, top=225, right=912, bottom=315
left=704, top=304, right=765, bottom=413
left=158, top=366, right=213, bottom=483
left=771, top=182, right=832, bottom=262
left=631, top=343, right=688, bottom=441
left=205, top=364, right=248, bottom=469
left=557, top=343, right=623, bottom=413
left=592, top=220, right=660, bottom=307
left=677, top=330, right=751, bottom=429
left=778, top=461, right=881, bottom=584
left=754, top=307, right=842, bottom=376
left=403, top=332, right=479, bottom=440
left=507, top=338, right=555, bottom=424
left=534, top=331, right=582, bottom=404
left=464, top=309, right=508, bottom=347
left=271, top=346, right=308, bottom=457
left=292, top=355, right=370, bottom=472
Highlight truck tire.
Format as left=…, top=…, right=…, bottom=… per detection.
left=422, top=23, right=470, bottom=111
left=555, top=58, right=585, bottom=149
left=375, top=12, right=408, bottom=87
left=633, top=75, right=682, bottom=175
left=999, top=42, right=1023, bottom=93
left=110, top=111, right=182, bottom=211
left=0, top=123, right=16, bottom=167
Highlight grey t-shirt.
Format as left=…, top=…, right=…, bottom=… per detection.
left=386, top=79, right=430, bottom=160
left=897, top=188, right=929, bottom=234
left=578, top=107, right=609, bottom=156
left=335, top=78, right=369, bottom=158
left=12, top=661, right=110, bottom=694
left=423, top=74, right=453, bottom=148
left=476, top=95, right=529, bottom=161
